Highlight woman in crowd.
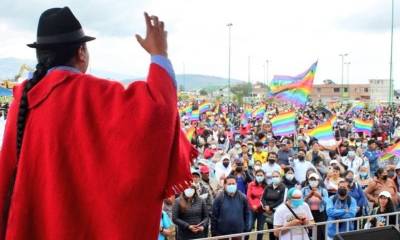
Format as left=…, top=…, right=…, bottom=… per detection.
left=282, top=166, right=299, bottom=189
left=365, top=168, right=398, bottom=206
left=172, top=186, right=209, bottom=240
left=247, top=169, right=267, bottom=240
left=302, top=173, right=329, bottom=240
left=230, top=161, right=252, bottom=194
left=365, top=191, right=396, bottom=228
left=261, top=170, right=286, bottom=240
left=324, top=165, right=343, bottom=196
left=355, top=165, right=371, bottom=190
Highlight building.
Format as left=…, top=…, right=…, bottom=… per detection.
left=369, top=79, right=390, bottom=103
left=310, top=81, right=370, bottom=103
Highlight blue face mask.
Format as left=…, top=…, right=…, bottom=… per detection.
left=272, top=177, right=281, bottom=185
left=266, top=178, right=273, bottom=185
left=256, top=176, right=265, bottom=183
left=360, top=172, right=368, bottom=178
left=226, top=184, right=237, bottom=194
left=291, top=199, right=304, bottom=208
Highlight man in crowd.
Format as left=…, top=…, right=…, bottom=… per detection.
left=211, top=176, right=251, bottom=238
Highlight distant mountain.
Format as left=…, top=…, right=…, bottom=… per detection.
left=175, top=74, right=244, bottom=90
left=0, top=58, right=245, bottom=90
left=122, top=74, right=245, bottom=90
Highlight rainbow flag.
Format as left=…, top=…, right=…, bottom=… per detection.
left=269, top=62, right=317, bottom=107
left=270, top=111, right=296, bottom=136
left=346, top=102, right=364, bottom=115
left=354, top=119, right=373, bottom=136
left=191, top=110, right=200, bottom=121
left=252, top=105, right=266, bottom=118
left=306, top=116, right=336, bottom=147
left=380, top=142, right=400, bottom=161
left=180, top=105, right=192, bottom=116
left=240, top=113, right=248, bottom=126
left=244, top=105, right=253, bottom=118
left=186, top=127, right=196, bottom=141
left=199, top=102, right=211, bottom=114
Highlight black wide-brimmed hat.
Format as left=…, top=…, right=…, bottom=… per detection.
left=27, top=7, right=95, bottom=48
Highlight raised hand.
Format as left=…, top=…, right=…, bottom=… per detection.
left=136, top=12, right=168, bottom=57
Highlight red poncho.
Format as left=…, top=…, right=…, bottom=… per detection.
left=0, top=63, right=195, bottom=239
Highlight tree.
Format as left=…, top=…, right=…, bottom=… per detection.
left=199, top=89, right=208, bottom=96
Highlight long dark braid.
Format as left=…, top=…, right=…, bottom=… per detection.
left=16, top=43, right=82, bottom=157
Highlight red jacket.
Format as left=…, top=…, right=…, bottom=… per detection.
left=0, top=64, right=195, bottom=240
left=247, top=181, right=265, bottom=212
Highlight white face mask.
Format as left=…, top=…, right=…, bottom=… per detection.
left=285, top=174, right=295, bottom=181
left=184, top=188, right=195, bottom=198
left=235, top=144, right=241, bottom=149
left=309, top=180, right=319, bottom=188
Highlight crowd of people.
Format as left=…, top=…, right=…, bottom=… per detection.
left=158, top=101, right=400, bottom=240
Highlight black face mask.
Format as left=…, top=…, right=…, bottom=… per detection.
left=298, top=156, right=305, bottom=161
left=236, top=166, right=243, bottom=172
left=223, top=162, right=229, bottom=168
left=382, top=175, right=388, bottom=181
left=388, top=171, right=395, bottom=178
left=346, top=177, right=353, bottom=184
left=338, top=188, right=347, bottom=197
left=268, top=159, right=276, bottom=164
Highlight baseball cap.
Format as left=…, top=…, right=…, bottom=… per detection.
left=309, top=173, right=320, bottom=180
left=379, top=191, right=391, bottom=198
left=199, top=165, right=210, bottom=174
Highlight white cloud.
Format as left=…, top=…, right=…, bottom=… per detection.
left=0, top=0, right=399, bottom=88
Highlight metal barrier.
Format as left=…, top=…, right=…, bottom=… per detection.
left=197, top=211, right=400, bottom=240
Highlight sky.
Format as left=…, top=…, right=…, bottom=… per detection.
left=0, top=0, right=399, bottom=87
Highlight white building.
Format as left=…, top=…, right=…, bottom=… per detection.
left=369, top=79, right=390, bottom=103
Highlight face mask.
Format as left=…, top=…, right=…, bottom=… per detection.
left=254, top=165, right=261, bottom=171
left=285, top=174, right=294, bottom=181
left=268, top=159, right=276, bottom=164
left=184, top=188, right=195, bottom=198
left=338, top=188, right=347, bottom=197
left=356, top=142, right=361, bottom=147
left=382, top=175, right=388, bottom=181
left=235, top=144, right=241, bottom=149
left=272, top=177, right=281, bottom=185
left=309, top=180, right=319, bottom=188
left=223, top=162, right=229, bottom=168
left=266, top=178, right=273, bottom=185
left=226, top=184, right=237, bottom=194
left=256, top=176, right=265, bottom=183
left=236, top=166, right=243, bottom=172
left=291, top=199, right=304, bottom=208
left=359, top=172, right=368, bottom=178
left=346, top=177, right=354, bottom=184
left=388, top=171, right=395, bottom=178
left=362, top=143, right=368, bottom=148
left=298, top=155, right=305, bottom=161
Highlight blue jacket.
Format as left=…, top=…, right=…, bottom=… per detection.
left=211, top=191, right=251, bottom=236
left=364, top=150, right=380, bottom=175
left=348, top=182, right=369, bottom=214
left=326, top=195, right=357, bottom=238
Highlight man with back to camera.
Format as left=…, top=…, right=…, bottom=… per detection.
left=0, top=7, right=196, bottom=239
